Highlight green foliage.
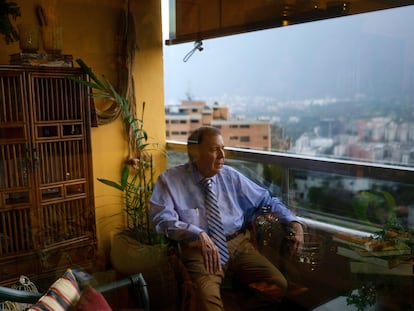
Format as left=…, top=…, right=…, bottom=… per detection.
left=346, top=282, right=376, bottom=311
left=72, top=59, right=164, bottom=245
left=352, top=190, right=396, bottom=224
left=0, top=0, right=20, bottom=44
left=98, top=164, right=164, bottom=245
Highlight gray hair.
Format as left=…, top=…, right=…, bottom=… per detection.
left=187, top=126, right=221, bottom=161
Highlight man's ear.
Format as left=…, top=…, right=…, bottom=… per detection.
left=188, top=144, right=199, bottom=162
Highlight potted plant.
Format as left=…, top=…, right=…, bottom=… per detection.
left=0, top=0, right=20, bottom=44
left=73, top=59, right=178, bottom=308
left=73, top=59, right=165, bottom=244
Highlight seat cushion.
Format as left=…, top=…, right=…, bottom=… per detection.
left=74, top=285, right=112, bottom=311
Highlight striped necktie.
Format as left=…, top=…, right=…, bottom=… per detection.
left=202, top=177, right=230, bottom=265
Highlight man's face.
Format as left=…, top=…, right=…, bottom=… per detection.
left=194, top=133, right=225, bottom=177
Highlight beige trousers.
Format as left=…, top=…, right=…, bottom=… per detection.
left=181, top=230, right=288, bottom=311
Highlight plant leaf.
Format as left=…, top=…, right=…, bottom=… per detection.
left=120, top=165, right=130, bottom=188
left=97, top=178, right=124, bottom=191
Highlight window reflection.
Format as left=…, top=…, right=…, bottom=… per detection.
left=289, top=169, right=414, bottom=230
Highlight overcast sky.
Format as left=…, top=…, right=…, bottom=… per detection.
left=162, top=4, right=414, bottom=106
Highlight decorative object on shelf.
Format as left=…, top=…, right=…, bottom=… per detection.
left=17, top=24, right=39, bottom=52
left=36, top=5, right=63, bottom=54
left=0, top=0, right=20, bottom=44
left=42, top=25, right=62, bottom=54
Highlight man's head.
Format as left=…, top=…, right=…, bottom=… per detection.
left=187, top=126, right=225, bottom=177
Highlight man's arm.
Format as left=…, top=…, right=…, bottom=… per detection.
left=150, top=202, right=204, bottom=242
left=150, top=172, right=205, bottom=242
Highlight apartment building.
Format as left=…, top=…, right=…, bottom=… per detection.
left=165, top=100, right=271, bottom=150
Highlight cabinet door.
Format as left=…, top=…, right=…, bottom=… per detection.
left=0, top=69, right=35, bottom=256
left=26, top=69, right=96, bottom=249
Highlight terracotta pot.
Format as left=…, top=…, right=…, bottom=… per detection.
left=110, top=232, right=178, bottom=309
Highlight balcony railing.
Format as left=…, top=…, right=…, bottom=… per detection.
left=167, top=140, right=414, bottom=310
left=166, top=140, right=414, bottom=236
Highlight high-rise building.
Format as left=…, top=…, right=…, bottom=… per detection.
left=165, top=101, right=271, bottom=150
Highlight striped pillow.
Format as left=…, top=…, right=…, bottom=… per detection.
left=28, top=269, right=81, bottom=311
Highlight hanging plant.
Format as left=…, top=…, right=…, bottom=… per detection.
left=0, top=0, right=21, bottom=44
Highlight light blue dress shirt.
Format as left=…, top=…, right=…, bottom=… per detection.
left=150, top=163, right=299, bottom=242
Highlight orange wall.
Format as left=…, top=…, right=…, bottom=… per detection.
left=0, top=0, right=166, bottom=268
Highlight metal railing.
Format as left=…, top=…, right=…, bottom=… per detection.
left=166, top=140, right=414, bottom=235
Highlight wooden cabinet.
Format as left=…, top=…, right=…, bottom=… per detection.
left=0, top=66, right=96, bottom=285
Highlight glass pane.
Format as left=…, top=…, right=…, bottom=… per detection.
left=164, top=5, right=414, bottom=167
left=289, top=169, right=414, bottom=230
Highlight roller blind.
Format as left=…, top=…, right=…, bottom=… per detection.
left=166, top=0, right=414, bottom=45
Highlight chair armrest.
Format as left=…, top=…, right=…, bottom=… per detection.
left=95, top=273, right=149, bottom=311
left=0, top=286, right=41, bottom=304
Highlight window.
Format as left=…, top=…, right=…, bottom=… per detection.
left=164, top=6, right=414, bottom=168
left=240, top=136, right=250, bottom=142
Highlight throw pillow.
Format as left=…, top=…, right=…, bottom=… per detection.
left=74, top=285, right=112, bottom=311
left=28, top=269, right=80, bottom=311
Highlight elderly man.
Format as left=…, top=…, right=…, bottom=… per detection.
left=150, top=126, right=304, bottom=311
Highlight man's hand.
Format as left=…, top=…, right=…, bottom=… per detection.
left=289, top=221, right=304, bottom=257
left=199, top=231, right=222, bottom=274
